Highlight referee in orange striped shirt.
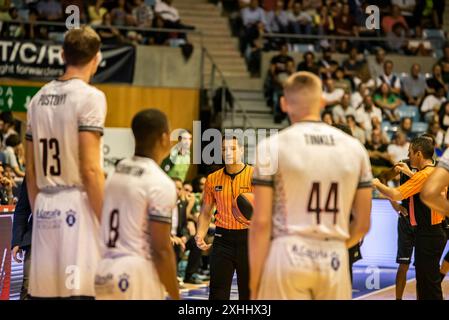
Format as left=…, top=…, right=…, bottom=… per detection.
left=195, top=135, right=254, bottom=300
left=373, top=136, right=447, bottom=300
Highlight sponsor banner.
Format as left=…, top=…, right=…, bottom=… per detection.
left=0, top=40, right=135, bottom=83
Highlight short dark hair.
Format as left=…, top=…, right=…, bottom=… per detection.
left=0, top=111, right=14, bottom=125
left=63, top=26, right=101, bottom=66
left=222, top=134, right=243, bottom=147
left=172, top=177, right=183, bottom=184
left=5, top=134, right=21, bottom=148
left=420, top=133, right=436, bottom=146
left=131, top=109, right=169, bottom=149
left=410, top=136, right=434, bottom=159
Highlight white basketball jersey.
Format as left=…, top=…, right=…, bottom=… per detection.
left=100, top=156, right=177, bottom=259
left=253, top=121, right=373, bottom=241
left=26, top=78, right=107, bottom=189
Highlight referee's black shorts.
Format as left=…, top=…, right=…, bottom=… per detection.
left=396, top=215, right=416, bottom=265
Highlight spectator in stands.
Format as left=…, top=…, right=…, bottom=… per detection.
left=399, top=116, right=414, bottom=140
left=401, top=63, right=427, bottom=107
left=155, top=0, right=194, bottom=33
left=0, top=163, right=14, bottom=205
left=381, top=4, right=409, bottom=34
left=288, top=1, right=312, bottom=35
left=334, top=3, right=358, bottom=37
left=321, top=110, right=334, bottom=125
left=351, top=83, right=370, bottom=110
left=421, top=86, right=447, bottom=123
left=132, top=0, right=153, bottom=27
left=318, top=47, right=339, bottom=79
left=365, top=127, right=394, bottom=177
left=37, top=0, right=62, bottom=22
left=438, top=101, right=449, bottom=131
left=333, top=92, right=356, bottom=124
left=110, top=0, right=128, bottom=26
left=296, top=51, right=319, bottom=75
left=376, top=60, right=401, bottom=95
left=347, top=114, right=366, bottom=144
left=88, top=0, right=107, bottom=25
left=3, top=134, right=24, bottom=178
left=407, top=25, right=433, bottom=56
left=392, top=0, right=417, bottom=26
left=171, top=177, right=189, bottom=286
left=267, top=43, right=294, bottom=115
left=162, top=129, right=192, bottom=182
left=371, top=116, right=391, bottom=144
left=342, top=46, right=368, bottom=87
left=313, top=5, right=334, bottom=36
left=323, top=77, right=345, bottom=108
left=97, top=12, right=126, bottom=44
left=356, top=95, right=383, bottom=133
left=426, top=63, right=448, bottom=94
left=369, top=47, right=386, bottom=81
left=247, top=22, right=267, bottom=77
left=440, top=60, right=449, bottom=89
left=0, top=6, right=25, bottom=39
left=0, top=0, right=11, bottom=21
left=438, top=43, right=449, bottom=67
left=0, top=111, right=17, bottom=149
left=427, top=121, right=445, bottom=150
left=266, top=0, right=289, bottom=33
left=240, top=0, right=266, bottom=54
left=373, top=82, right=402, bottom=123
left=387, top=131, right=410, bottom=163
left=387, top=22, right=408, bottom=54
left=334, top=67, right=352, bottom=94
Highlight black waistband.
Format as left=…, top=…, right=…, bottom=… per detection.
left=215, top=227, right=248, bottom=235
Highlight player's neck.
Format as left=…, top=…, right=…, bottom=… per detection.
left=134, top=150, right=163, bottom=165
left=60, top=67, right=91, bottom=83
left=290, top=113, right=321, bottom=123
left=225, top=163, right=245, bottom=174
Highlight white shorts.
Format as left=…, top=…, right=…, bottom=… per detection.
left=95, top=255, right=165, bottom=300
left=29, top=188, right=100, bottom=298
left=257, top=235, right=351, bottom=300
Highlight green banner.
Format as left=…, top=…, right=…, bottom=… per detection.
left=0, top=85, right=40, bottom=112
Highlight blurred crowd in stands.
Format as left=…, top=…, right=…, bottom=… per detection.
left=265, top=42, right=449, bottom=179
left=0, top=111, right=25, bottom=205
left=0, top=0, right=194, bottom=45
left=218, top=0, right=447, bottom=76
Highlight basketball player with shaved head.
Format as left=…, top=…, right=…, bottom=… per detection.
left=95, top=109, right=179, bottom=300
left=249, top=71, right=373, bottom=300
left=26, top=26, right=106, bottom=299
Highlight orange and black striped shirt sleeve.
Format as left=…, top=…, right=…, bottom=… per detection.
left=397, top=169, right=429, bottom=199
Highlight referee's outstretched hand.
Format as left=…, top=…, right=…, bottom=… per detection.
left=195, top=235, right=211, bottom=251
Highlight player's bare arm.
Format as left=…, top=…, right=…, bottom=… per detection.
left=25, top=140, right=39, bottom=212
left=421, top=167, right=449, bottom=217
left=149, top=220, right=180, bottom=300
left=195, top=201, right=214, bottom=250
left=79, top=131, right=105, bottom=222
left=347, top=188, right=372, bottom=248
left=249, top=184, right=273, bottom=299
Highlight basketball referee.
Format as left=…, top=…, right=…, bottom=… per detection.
left=195, top=135, right=254, bottom=300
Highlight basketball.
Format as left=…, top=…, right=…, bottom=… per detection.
left=232, top=192, right=254, bottom=226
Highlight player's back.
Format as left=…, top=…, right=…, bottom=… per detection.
left=100, top=156, right=176, bottom=260
left=26, top=78, right=106, bottom=189
left=260, top=121, right=371, bottom=241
